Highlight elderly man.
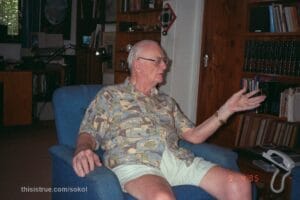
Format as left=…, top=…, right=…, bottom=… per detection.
left=72, top=40, right=266, bottom=200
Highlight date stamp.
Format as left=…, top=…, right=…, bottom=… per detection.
left=227, top=173, right=260, bottom=183
left=245, top=174, right=260, bottom=183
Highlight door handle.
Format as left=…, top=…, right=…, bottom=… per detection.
left=203, top=54, right=209, bottom=67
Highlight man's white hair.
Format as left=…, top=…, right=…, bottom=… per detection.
left=127, top=40, right=160, bottom=70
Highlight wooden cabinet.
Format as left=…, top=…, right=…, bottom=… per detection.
left=197, top=0, right=300, bottom=148
left=114, top=1, right=162, bottom=84
left=0, top=71, right=32, bottom=126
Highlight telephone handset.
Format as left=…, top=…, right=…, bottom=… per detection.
left=262, top=149, right=295, bottom=193
left=262, top=149, right=295, bottom=171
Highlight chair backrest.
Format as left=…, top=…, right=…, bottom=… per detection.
left=52, top=85, right=103, bottom=148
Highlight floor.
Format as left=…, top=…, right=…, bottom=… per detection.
left=0, top=121, right=57, bottom=200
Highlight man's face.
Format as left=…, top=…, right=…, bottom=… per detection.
left=135, top=44, right=169, bottom=87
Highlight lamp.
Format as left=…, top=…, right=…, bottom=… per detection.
left=95, top=47, right=111, bottom=62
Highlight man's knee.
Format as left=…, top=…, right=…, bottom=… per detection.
left=151, top=191, right=176, bottom=200
left=227, top=173, right=252, bottom=197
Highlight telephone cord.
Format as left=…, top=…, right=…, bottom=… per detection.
left=270, top=168, right=291, bottom=193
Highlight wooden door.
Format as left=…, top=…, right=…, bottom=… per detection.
left=196, top=0, right=246, bottom=147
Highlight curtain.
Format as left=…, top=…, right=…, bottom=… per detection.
left=21, top=0, right=42, bottom=47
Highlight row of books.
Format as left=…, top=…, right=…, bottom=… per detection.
left=280, top=87, right=300, bottom=122
left=249, top=3, right=300, bottom=32
left=235, top=113, right=299, bottom=148
left=243, top=39, right=300, bottom=76
left=242, top=77, right=299, bottom=121
left=120, top=0, right=162, bottom=12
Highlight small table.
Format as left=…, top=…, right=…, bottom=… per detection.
left=0, top=81, right=3, bottom=126
left=237, top=149, right=292, bottom=199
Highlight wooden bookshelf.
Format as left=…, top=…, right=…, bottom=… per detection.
left=197, top=0, right=300, bottom=148
left=114, top=0, right=162, bottom=83
left=198, top=2, right=300, bottom=199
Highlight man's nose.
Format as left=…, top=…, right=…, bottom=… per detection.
left=159, top=61, right=167, bottom=70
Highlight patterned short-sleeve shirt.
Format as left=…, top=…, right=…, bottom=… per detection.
left=79, top=78, right=196, bottom=169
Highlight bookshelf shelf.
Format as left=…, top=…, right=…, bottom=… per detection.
left=118, top=8, right=162, bottom=15
left=245, top=32, right=300, bottom=37
left=118, top=31, right=161, bottom=34
left=114, top=1, right=162, bottom=83
left=249, top=0, right=295, bottom=4
left=243, top=72, right=300, bottom=83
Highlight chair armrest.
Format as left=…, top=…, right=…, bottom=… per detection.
left=179, top=141, right=240, bottom=171
left=49, top=145, right=124, bottom=200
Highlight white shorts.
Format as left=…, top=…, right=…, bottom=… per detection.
left=111, top=147, right=216, bottom=191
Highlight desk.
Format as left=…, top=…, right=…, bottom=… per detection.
left=0, top=71, right=32, bottom=126
left=0, top=67, right=65, bottom=125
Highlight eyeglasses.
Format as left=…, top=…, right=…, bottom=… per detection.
left=137, top=56, right=170, bottom=66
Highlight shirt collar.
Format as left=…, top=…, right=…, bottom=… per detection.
left=124, top=77, right=158, bottom=97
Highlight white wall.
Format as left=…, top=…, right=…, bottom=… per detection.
left=161, top=0, right=204, bottom=123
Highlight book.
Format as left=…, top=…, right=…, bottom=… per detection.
left=273, top=4, right=282, bottom=32
left=289, top=126, right=299, bottom=147
left=268, top=5, right=275, bottom=32
left=287, top=88, right=300, bottom=122
left=238, top=114, right=251, bottom=147
left=283, top=124, right=293, bottom=147
left=248, top=116, right=262, bottom=146
left=235, top=114, right=245, bottom=146
left=256, top=118, right=267, bottom=145
left=278, top=4, right=287, bottom=32
left=284, top=6, right=300, bottom=32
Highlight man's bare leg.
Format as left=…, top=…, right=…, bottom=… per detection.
left=199, top=166, right=252, bottom=200
left=124, top=175, right=176, bottom=200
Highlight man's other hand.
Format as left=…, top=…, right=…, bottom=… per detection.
left=72, top=148, right=102, bottom=177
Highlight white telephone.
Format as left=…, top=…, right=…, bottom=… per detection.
left=262, top=149, right=296, bottom=193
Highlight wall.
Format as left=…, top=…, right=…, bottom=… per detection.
left=161, top=0, right=204, bottom=123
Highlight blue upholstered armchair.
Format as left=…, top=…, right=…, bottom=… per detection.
left=49, top=85, right=241, bottom=200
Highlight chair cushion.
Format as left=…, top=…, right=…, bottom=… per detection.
left=52, top=85, right=103, bottom=147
